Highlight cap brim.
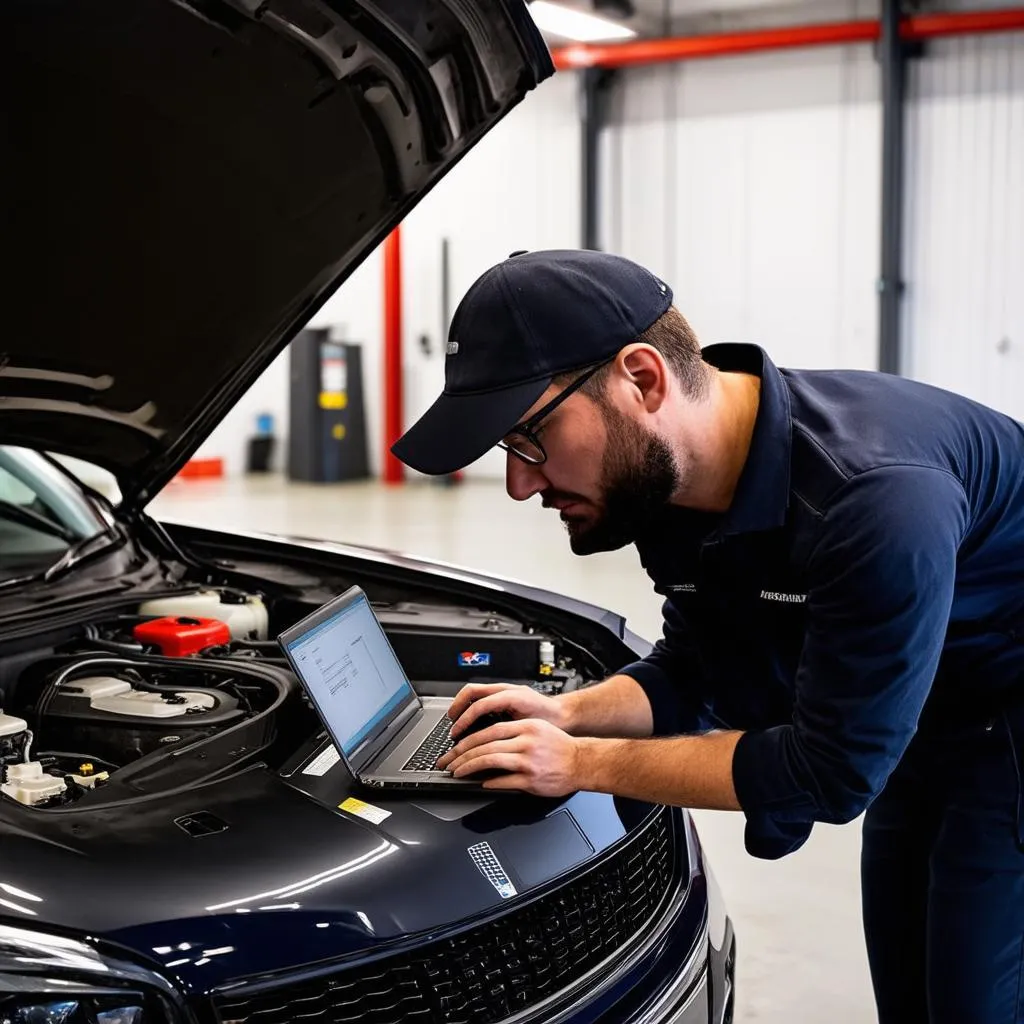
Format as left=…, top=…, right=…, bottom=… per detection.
left=391, top=377, right=551, bottom=476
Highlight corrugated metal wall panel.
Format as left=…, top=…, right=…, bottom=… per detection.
left=903, top=30, right=1024, bottom=422
left=604, top=41, right=881, bottom=371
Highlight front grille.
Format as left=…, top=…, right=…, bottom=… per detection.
left=215, top=808, right=677, bottom=1024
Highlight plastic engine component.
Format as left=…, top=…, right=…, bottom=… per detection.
left=538, top=640, right=556, bottom=675
left=63, top=677, right=219, bottom=719
left=63, top=677, right=128, bottom=700
left=133, top=616, right=232, bottom=657
left=70, top=770, right=108, bottom=789
left=138, top=591, right=269, bottom=640
left=41, top=673, right=244, bottom=765
left=375, top=603, right=558, bottom=682
left=0, top=712, right=28, bottom=737
left=2, top=762, right=66, bottom=806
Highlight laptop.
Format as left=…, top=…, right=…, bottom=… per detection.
left=277, top=585, right=512, bottom=793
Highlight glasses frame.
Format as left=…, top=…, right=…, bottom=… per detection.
left=497, top=360, right=611, bottom=465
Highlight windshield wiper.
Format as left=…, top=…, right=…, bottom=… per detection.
left=42, top=522, right=125, bottom=582
left=0, top=499, right=79, bottom=543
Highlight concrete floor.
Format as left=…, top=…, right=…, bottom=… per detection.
left=152, top=475, right=876, bottom=1023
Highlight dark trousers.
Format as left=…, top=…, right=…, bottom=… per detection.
left=861, top=703, right=1024, bottom=1023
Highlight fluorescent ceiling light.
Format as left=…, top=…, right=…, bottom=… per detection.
left=529, top=1, right=636, bottom=43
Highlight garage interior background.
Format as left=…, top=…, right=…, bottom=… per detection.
left=119, top=3, right=1020, bottom=1021
left=171, top=0, right=1024, bottom=484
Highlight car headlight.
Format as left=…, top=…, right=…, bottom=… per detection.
left=1, top=924, right=185, bottom=1024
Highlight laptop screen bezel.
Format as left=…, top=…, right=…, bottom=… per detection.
left=277, top=585, right=421, bottom=776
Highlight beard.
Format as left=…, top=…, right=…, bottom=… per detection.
left=560, top=404, right=679, bottom=556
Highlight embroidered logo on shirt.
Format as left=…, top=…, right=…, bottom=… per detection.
left=760, top=590, right=807, bottom=604
left=665, top=583, right=697, bottom=593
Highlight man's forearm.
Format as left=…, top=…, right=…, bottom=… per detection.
left=556, top=674, right=655, bottom=738
left=573, top=731, right=744, bottom=810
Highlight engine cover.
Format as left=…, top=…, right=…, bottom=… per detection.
left=40, top=675, right=243, bottom=764
left=51, top=675, right=240, bottom=727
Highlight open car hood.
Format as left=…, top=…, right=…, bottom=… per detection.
left=4, top=0, right=553, bottom=510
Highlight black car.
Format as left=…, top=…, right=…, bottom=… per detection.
left=2, top=2, right=735, bottom=1023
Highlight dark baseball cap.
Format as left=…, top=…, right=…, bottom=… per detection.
left=390, top=248, right=673, bottom=475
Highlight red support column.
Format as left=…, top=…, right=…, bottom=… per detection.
left=383, top=227, right=404, bottom=484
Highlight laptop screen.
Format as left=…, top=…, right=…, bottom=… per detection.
left=284, top=593, right=415, bottom=758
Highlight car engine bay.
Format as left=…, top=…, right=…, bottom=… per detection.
left=0, top=583, right=593, bottom=811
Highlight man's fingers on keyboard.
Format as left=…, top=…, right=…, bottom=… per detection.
left=449, top=693, right=511, bottom=739
left=442, top=735, right=527, bottom=775
left=447, top=684, right=514, bottom=722
left=439, top=719, right=524, bottom=768
left=452, top=752, right=525, bottom=779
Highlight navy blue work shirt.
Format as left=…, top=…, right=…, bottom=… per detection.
left=618, top=343, right=1024, bottom=859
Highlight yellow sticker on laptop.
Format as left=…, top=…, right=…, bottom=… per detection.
left=339, top=797, right=392, bottom=824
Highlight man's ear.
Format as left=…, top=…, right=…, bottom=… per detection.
left=615, top=344, right=669, bottom=413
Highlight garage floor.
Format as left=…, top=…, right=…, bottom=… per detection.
left=153, top=475, right=876, bottom=1023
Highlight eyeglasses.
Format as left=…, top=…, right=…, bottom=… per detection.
left=497, top=361, right=610, bottom=465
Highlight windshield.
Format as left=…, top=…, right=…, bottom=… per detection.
left=0, top=447, right=108, bottom=582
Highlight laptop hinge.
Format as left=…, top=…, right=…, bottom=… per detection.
left=352, top=696, right=422, bottom=774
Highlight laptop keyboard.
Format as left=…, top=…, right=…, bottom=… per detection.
left=402, top=716, right=455, bottom=772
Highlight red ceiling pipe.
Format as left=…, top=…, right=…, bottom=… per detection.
left=904, top=8, right=1024, bottom=39
left=551, top=7, right=1024, bottom=70
left=553, top=20, right=878, bottom=69
left=382, top=226, right=404, bottom=484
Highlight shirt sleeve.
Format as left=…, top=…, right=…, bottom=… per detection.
left=617, top=596, right=711, bottom=736
left=731, top=465, right=969, bottom=859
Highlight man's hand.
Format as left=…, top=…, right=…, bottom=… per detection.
left=437, top=721, right=744, bottom=809
left=436, top=717, right=582, bottom=797
left=446, top=682, right=572, bottom=740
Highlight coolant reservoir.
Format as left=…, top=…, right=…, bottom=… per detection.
left=65, top=676, right=219, bottom=716
left=1, top=762, right=66, bottom=806
left=138, top=590, right=268, bottom=641
left=0, top=712, right=28, bottom=737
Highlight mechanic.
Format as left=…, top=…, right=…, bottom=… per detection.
left=391, top=248, right=1024, bottom=1024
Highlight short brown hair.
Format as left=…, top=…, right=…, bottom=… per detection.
left=553, top=305, right=708, bottom=401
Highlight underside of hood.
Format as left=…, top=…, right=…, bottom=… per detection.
left=3, top=0, right=553, bottom=509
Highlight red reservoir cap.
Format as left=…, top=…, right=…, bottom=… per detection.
left=133, top=616, right=231, bottom=657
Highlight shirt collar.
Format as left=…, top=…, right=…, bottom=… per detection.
left=701, top=343, right=793, bottom=536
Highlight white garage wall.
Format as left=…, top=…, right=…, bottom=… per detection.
left=194, top=69, right=579, bottom=482
left=601, top=36, right=881, bottom=372
left=902, top=29, right=1024, bottom=422
left=399, top=67, right=581, bottom=480
left=660, top=0, right=876, bottom=35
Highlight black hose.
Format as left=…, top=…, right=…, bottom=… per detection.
left=80, top=637, right=149, bottom=656
left=37, top=751, right=118, bottom=771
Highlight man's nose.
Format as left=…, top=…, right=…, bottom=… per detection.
left=505, top=452, right=547, bottom=502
